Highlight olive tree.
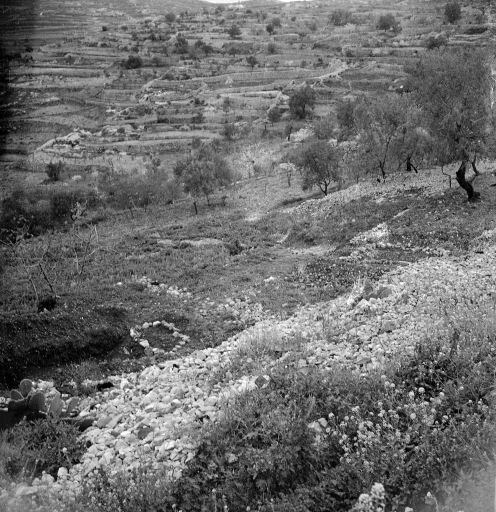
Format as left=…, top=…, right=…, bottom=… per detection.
left=173, top=145, right=233, bottom=214
left=354, top=94, right=417, bottom=179
left=406, top=48, right=493, bottom=200
left=289, top=140, right=341, bottom=195
left=288, top=84, right=316, bottom=119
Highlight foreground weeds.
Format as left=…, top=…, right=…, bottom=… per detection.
left=63, top=308, right=496, bottom=512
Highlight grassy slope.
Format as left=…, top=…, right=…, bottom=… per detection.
left=2, top=167, right=496, bottom=389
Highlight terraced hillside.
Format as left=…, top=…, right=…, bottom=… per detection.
left=2, top=0, right=496, bottom=510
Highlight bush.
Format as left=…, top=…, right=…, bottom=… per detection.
left=68, top=466, right=173, bottom=512
left=0, top=417, right=85, bottom=479
left=313, top=114, right=335, bottom=140
left=425, top=33, right=449, bottom=50
left=0, top=190, right=52, bottom=239
left=175, top=33, right=189, bottom=54
left=464, top=25, right=487, bottom=35
left=288, top=84, right=316, bottom=119
left=50, top=191, right=74, bottom=222
left=267, top=105, right=282, bottom=124
left=121, top=54, right=142, bottom=69
left=46, top=161, right=64, bottom=182
left=377, top=13, right=401, bottom=33
left=228, top=24, right=241, bottom=39
left=267, top=42, right=277, bottom=54
left=336, top=98, right=357, bottom=139
left=329, top=9, right=353, bottom=26
left=445, top=2, right=461, bottom=24
left=222, top=122, right=237, bottom=141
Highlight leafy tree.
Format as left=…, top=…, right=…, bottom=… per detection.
left=289, top=140, right=341, bottom=195
left=165, top=12, right=176, bottom=23
left=266, top=23, right=275, bottom=35
left=228, top=24, right=241, bottom=39
left=406, top=48, right=492, bottom=200
left=246, top=55, right=258, bottom=70
left=288, top=84, right=316, bottom=119
left=173, top=145, right=233, bottom=214
left=445, top=2, right=462, bottom=24
left=270, top=17, right=281, bottom=28
left=354, top=94, right=418, bottom=179
left=377, top=14, right=401, bottom=34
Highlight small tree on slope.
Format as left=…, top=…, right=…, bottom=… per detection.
left=173, top=145, right=233, bottom=214
left=289, top=140, right=342, bottom=195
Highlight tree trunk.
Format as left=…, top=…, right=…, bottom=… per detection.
left=456, top=160, right=480, bottom=201
left=406, top=155, right=418, bottom=173
left=193, top=201, right=198, bottom=215
left=378, top=161, right=386, bottom=180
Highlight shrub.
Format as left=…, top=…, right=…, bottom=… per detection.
left=0, top=190, right=53, bottom=239
left=288, top=84, right=316, bottom=119
left=228, top=24, right=241, bottom=39
left=0, top=417, right=85, bottom=479
left=445, top=2, right=461, bottom=24
left=165, top=12, right=176, bottom=23
left=45, top=161, right=64, bottom=182
left=336, top=98, right=357, bottom=139
left=425, top=33, right=449, bottom=50
left=313, top=114, right=335, bottom=140
left=464, top=25, right=487, bottom=34
left=267, top=42, right=277, bottom=54
left=329, top=9, right=353, bottom=26
left=270, top=16, right=281, bottom=28
left=267, top=105, right=282, bottom=124
left=50, top=191, right=74, bottom=222
left=306, top=20, right=317, bottom=32
left=266, top=23, right=275, bottom=35
left=121, top=54, right=142, bottom=69
left=246, top=54, right=257, bottom=70
left=222, top=122, right=237, bottom=141
left=68, top=466, right=173, bottom=512
left=174, top=33, right=189, bottom=54
left=377, top=13, right=401, bottom=33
